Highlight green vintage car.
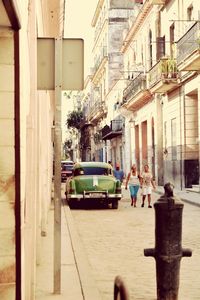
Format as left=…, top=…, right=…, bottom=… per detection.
left=65, top=161, right=122, bottom=209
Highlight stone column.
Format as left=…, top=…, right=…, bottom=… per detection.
left=124, top=119, right=131, bottom=175
left=147, top=115, right=152, bottom=170
left=197, top=86, right=200, bottom=191
left=139, top=122, right=143, bottom=171
left=130, top=119, right=136, bottom=165
left=155, top=95, right=164, bottom=186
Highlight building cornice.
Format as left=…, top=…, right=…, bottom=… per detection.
left=91, top=0, right=105, bottom=27
left=121, top=0, right=152, bottom=53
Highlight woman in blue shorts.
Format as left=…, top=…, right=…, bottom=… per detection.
left=125, top=164, right=141, bottom=207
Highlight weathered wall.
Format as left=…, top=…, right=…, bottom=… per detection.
left=0, top=28, right=16, bottom=299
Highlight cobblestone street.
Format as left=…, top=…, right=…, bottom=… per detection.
left=71, top=189, right=200, bottom=300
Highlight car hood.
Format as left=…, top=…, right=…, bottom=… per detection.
left=73, top=175, right=117, bottom=193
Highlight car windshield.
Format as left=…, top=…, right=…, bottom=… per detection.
left=74, top=167, right=111, bottom=176
left=62, top=165, right=73, bottom=171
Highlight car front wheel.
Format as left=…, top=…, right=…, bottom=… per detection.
left=112, top=199, right=118, bottom=209
left=68, top=199, right=78, bottom=209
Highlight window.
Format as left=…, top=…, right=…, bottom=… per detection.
left=171, top=118, right=177, bottom=160
left=149, top=30, right=153, bottom=68
left=187, top=5, right=193, bottom=21
left=74, top=167, right=110, bottom=176
left=156, top=36, right=165, bottom=61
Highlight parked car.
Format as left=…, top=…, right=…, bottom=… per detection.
left=65, top=161, right=122, bottom=209
left=61, top=160, right=74, bottom=182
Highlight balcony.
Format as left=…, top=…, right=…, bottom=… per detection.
left=88, top=101, right=107, bottom=124
left=102, top=119, right=123, bottom=140
left=148, top=58, right=180, bottom=94
left=177, top=22, right=200, bottom=71
left=122, top=74, right=152, bottom=111
left=92, top=47, right=108, bottom=84
left=121, top=0, right=152, bottom=53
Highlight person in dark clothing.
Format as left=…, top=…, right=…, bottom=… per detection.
left=113, top=163, right=124, bottom=183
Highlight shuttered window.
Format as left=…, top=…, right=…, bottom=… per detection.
left=156, top=36, right=165, bottom=61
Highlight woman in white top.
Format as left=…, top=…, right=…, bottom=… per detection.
left=140, top=164, right=156, bottom=208
left=125, top=164, right=141, bottom=207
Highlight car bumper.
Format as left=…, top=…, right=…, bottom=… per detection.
left=67, top=193, right=121, bottom=199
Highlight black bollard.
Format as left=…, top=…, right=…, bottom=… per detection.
left=144, top=182, right=192, bottom=300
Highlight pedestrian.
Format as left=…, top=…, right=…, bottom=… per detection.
left=108, top=160, right=112, bottom=167
left=125, top=164, right=141, bottom=207
left=140, top=164, right=156, bottom=208
left=113, top=163, right=124, bottom=183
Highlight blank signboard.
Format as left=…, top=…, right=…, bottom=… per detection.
left=62, top=39, right=84, bottom=90
left=37, top=38, right=55, bottom=90
left=37, top=38, right=84, bottom=90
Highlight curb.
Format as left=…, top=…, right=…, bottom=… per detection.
left=153, top=190, right=200, bottom=208
left=62, top=203, right=102, bottom=300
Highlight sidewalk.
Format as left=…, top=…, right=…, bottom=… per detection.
left=154, top=185, right=200, bottom=207
left=35, top=201, right=102, bottom=300
left=121, top=184, right=200, bottom=207
left=35, top=184, right=199, bottom=300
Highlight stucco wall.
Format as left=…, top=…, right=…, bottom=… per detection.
left=0, top=28, right=15, bottom=299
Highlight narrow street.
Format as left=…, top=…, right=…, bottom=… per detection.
left=70, top=190, right=200, bottom=300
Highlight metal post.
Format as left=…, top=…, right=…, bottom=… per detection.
left=144, top=183, right=192, bottom=300
left=114, top=276, right=129, bottom=300
left=54, top=37, right=62, bottom=294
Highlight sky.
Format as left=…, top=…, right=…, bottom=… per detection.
left=62, top=0, right=99, bottom=142
left=64, top=0, right=99, bottom=77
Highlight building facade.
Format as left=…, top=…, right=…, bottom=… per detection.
left=81, top=0, right=135, bottom=165
left=119, top=0, right=200, bottom=189
left=120, top=0, right=163, bottom=181
left=81, top=0, right=200, bottom=190
left=0, top=1, right=65, bottom=299
left=160, top=0, right=200, bottom=189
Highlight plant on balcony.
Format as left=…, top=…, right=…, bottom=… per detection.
left=160, top=58, right=168, bottom=78
left=167, top=59, right=177, bottom=79
left=160, top=58, right=178, bottom=79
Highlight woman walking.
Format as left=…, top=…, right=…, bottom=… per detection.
left=125, top=164, right=141, bottom=207
left=140, top=164, right=156, bottom=208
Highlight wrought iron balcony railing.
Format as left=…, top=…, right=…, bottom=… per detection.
left=148, top=58, right=179, bottom=93
left=102, top=120, right=123, bottom=140
left=93, top=47, right=108, bottom=74
left=177, top=21, right=200, bottom=69
left=88, top=101, right=107, bottom=123
left=123, top=73, right=147, bottom=102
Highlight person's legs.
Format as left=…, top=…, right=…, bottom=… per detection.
left=147, top=186, right=152, bottom=207
left=147, top=194, right=152, bottom=207
left=141, top=187, right=146, bottom=207
left=133, top=185, right=139, bottom=207
left=129, top=185, right=134, bottom=206
left=131, top=196, right=134, bottom=206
